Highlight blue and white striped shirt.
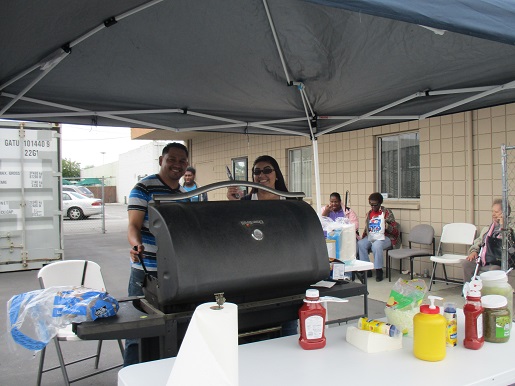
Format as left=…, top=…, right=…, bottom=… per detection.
left=128, top=174, right=188, bottom=271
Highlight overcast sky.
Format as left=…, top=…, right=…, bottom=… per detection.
left=61, top=124, right=153, bottom=167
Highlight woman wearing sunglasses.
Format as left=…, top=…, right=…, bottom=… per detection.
left=226, top=155, right=296, bottom=337
left=227, top=155, right=289, bottom=200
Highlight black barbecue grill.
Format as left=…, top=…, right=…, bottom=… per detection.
left=74, top=183, right=368, bottom=361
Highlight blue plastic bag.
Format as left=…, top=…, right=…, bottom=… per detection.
left=7, top=286, right=119, bottom=352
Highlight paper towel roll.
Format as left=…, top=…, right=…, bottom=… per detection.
left=339, top=223, right=356, bottom=261
left=326, top=239, right=336, bottom=259
left=166, top=302, right=239, bottom=386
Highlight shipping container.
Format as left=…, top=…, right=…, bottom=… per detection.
left=0, top=121, right=63, bottom=271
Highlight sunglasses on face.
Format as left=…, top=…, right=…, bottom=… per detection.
left=369, top=202, right=380, bottom=207
left=253, top=167, right=275, bottom=176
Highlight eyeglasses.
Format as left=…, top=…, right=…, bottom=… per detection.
left=253, top=167, right=275, bottom=176
left=369, top=202, right=380, bottom=207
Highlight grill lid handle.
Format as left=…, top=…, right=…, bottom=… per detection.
left=154, top=181, right=305, bottom=203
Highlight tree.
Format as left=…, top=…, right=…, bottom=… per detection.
left=62, top=158, right=81, bottom=178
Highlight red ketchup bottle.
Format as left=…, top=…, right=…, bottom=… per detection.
left=463, top=289, right=484, bottom=350
left=299, top=289, right=326, bottom=350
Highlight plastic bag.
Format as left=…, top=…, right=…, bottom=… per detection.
left=7, top=286, right=119, bottom=352
left=385, top=279, right=428, bottom=336
left=367, top=212, right=385, bottom=241
left=320, top=216, right=356, bottom=261
left=386, top=278, right=427, bottom=310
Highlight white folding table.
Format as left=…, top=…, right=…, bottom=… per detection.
left=119, top=309, right=515, bottom=386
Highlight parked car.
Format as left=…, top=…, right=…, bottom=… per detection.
left=62, top=185, right=95, bottom=198
left=62, top=191, right=102, bottom=220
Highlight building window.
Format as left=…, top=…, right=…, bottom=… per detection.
left=378, top=132, right=420, bottom=199
left=289, top=147, right=312, bottom=197
left=231, top=157, right=248, bottom=195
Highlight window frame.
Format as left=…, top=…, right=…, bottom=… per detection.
left=288, top=146, right=312, bottom=198
left=376, top=131, right=420, bottom=200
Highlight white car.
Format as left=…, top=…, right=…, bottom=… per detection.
left=62, top=184, right=95, bottom=198
left=62, top=191, right=102, bottom=220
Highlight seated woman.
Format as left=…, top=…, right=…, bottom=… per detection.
left=357, top=192, right=400, bottom=282
left=320, top=192, right=359, bottom=234
left=462, top=198, right=514, bottom=283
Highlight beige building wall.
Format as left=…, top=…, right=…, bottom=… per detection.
left=142, top=103, right=515, bottom=281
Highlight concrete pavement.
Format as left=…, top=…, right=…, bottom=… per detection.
left=1, top=229, right=130, bottom=386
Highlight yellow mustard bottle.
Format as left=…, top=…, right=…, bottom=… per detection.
left=413, top=295, right=446, bottom=361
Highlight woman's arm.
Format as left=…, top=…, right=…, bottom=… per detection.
left=384, top=208, right=400, bottom=246
left=344, top=207, right=359, bottom=232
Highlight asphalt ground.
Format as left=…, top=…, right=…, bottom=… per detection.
left=0, top=204, right=385, bottom=386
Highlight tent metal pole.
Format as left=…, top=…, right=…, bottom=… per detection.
left=186, top=110, right=245, bottom=124
left=187, top=110, right=308, bottom=135
left=427, top=86, right=495, bottom=95
left=1, top=0, right=163, bottom=104
left=250, top=123, right=310, bottom=137
left=293, top=83, right=315, bottom=117
left=96, top=108, right=183, bottom=115
left=1, top=92, right=88, bottom=112
left=312, top=138, right=322, bottom=214
left=420, top=79, right=515, bottom=119
left=316, top=91, right=424, bottom=137
left=302, top=88, right=315, bottom=117
left=0, top=93, right=307, bottom=127
left=176, top=122, right=309, bottom=136
left=320, top=115, right=420, bottom=120
left=70, top=0, right=164, bottom=48
left=257, top=117, right=306, bottom=125
left=94, top=113, right=180, bottom=132
left=297, top=84, right=321, bottom=209
left=177, top=123, right=309, bottom=137
left=116, top=0, right=164, bottom=22
left=0, top=57, right=66, bottom=116
left=0, top=64, right=40, bottom=91
left=263, top=0, right=292, bottom=84
left=3, top=109, right=184, bottom=119
left=180, top=123, right=248, bottom=131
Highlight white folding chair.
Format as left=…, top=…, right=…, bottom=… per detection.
left=36, top=260, right=124, bottom=386
left=429, top=223, right=477, bottom=291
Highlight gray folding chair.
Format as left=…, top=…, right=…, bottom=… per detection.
left=386, top=224, right=435, bottom=282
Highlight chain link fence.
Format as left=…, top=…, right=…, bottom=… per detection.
left=501, top=145, right=515, bottom=270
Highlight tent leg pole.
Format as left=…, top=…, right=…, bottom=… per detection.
left=312, top=138, right=321, bottom=212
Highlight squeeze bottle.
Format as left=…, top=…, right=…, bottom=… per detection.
left=443, top=302, right=457, bottom=347
left=357, top=317, right=401, bottom=337
left=413, top=295, right=446, bottom=361
left=463, top=288, right=484, bottom=350
left=299, top=289, right=326, bottom=350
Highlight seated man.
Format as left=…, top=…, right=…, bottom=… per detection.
left=462, top=198, right=514, bottom=283
left=357, top=192, right=400, bottom=282
left=320, top=192, right=359, bottom=234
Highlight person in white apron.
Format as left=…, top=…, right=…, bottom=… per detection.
left=357, top=192, right=401, bottom=282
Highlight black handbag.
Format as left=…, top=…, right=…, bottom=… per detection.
left=484, top=236, right=502, bottom=265
left=484, top=230, right=515, bottom=268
